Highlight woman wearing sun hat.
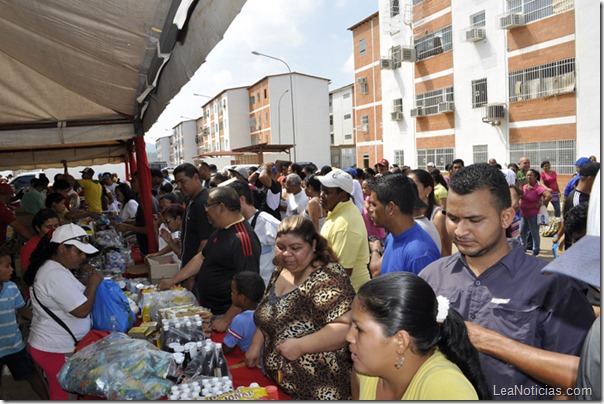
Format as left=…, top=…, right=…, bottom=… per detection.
left=24, top=223, right=103, bottom=400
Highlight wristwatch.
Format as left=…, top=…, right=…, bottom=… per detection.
left=371, top=249, right=382, bottom=256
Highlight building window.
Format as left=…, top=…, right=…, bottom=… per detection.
left=249, top=96, right=255, bottom=106
left=363, top=153, right=370, bottom=168
left=510, top=140, right=575, bottom=175
left=344, top=113, right=351, bottom=120
left=256, top=93, right=260, bottom=103
left=390, top=0, right=400, bottom=17
left=472, top=78, right=488, bottom=108
left=358, top=77, right=369, bottom=95
left=264, top=89, right=267, bottom=99
left=265, top=112, right=269, bottom=123
left=344, top=134, right=353, bottom=140
left=394, top=149, right=404, bottom=166
left=417, top=148, right=455, bottom=171
left=506, top=0, right=574, bottom=25
left=473, top=145, right=488, bottom=164
left=509, top=58, right=575, bottom=102
left=415, top=87, right=454, bottom=115
left=471, top=11, right=486, bottom=27
left=414, top=26, right=452, bottom=61
left=343, top=92, right=351, bottom=99
left=359, top=38, right=366, bottom=56
left=361, top=115, right=369, bottom=132
left=391, top=45, right=402, bottom=68
left=412, top=0, right=423, bottom=4
left=393, top=98, right=403, bottom=112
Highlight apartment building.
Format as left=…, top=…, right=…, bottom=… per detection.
left=372, top=0, right=599, bottom=183
left=155, top=135, right=171, bottom=165
left=196, top=73, right=331, bottom=168
left=349, top=12, right=385, bottom=169
left=172, top=120, right=198, bottom=166
left=329, top=83, right=357, bottom=169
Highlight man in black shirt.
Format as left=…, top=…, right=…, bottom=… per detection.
left=248, top=161, right=282, bottom=220
left=173, top=163, right=212, bottom=289
left=157, top=187, right=260, bottom=332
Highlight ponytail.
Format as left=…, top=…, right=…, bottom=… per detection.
left=438, top=308, right=491, bottom=400
left=24, top=234, right=59, bottom=287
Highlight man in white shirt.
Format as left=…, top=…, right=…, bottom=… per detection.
left=283, top=174, right=308, bottom=218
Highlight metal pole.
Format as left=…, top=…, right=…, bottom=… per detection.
left=277, top=89, right=289, bottom=145
left=252, top=51, right=296, bottom=161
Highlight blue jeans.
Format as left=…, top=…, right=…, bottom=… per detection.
left=549, top=192, right=561, bottom=217
left=520, top=215, right=540, bottom=255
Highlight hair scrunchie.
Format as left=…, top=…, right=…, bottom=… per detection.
left=436, top=295, right=450, bottom=324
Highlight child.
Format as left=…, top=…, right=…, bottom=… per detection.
left=222, top=272, right=265, bottom=354
left=0, top=248, right=49, bottom=399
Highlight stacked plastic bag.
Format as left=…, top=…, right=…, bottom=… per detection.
left=58, top=333, right=174, bottom=400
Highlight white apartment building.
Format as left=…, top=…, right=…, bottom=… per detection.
left=197, top=73, right=331, bottom=168
left=172, top=120, right=198, bottom=166
left=376, top=0, right=599, bottom=183
left=155, top=136, right=172, bottom=165
left=329, top=83, right=357, bottom=169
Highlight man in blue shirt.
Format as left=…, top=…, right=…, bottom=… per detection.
left=367, top=174, right=440, bottom=277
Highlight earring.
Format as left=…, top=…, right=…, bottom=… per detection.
left=394, top=355, right=405, bottom=369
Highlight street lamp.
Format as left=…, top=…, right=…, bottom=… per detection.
left=277, top=89, right=289, bottom=145
left=252, top=51, right=296, bottom=161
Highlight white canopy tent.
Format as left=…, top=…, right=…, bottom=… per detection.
left=0, top=0, right=246, bottom=169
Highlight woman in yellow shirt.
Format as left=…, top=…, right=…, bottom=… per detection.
left=347, top=272, right=490, bottom=400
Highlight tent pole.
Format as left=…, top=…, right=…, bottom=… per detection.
left=133, top=136, right=157, bottom=254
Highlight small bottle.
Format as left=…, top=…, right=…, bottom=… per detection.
left=265, top=385, right=279, bottom=400
left=213, top=343, right=229, bottom=378
left=109, top=315, right=120, bottom=332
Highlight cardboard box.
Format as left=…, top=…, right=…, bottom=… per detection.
left=145, top=255, right=179, bottom=284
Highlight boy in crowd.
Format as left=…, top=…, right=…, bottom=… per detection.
left=222, top=272, right=265, bottom=354
left=0, top=248, right=48, bottom=399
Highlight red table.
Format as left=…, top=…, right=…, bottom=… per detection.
left=211, top=331, right=291, bottom=400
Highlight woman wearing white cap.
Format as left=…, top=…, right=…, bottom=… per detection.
left=24, top=223, right=103, bottom=400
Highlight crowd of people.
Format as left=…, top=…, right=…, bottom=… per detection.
left=0, top=153, right=600, bottom=400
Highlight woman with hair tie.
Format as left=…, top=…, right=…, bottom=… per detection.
left=347, top=272, right=490, bottom=400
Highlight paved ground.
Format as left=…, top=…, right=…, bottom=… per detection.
left=1, top=224, right=560, bottom=399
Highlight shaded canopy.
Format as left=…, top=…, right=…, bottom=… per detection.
left=0, top=0, right=245, bottom=169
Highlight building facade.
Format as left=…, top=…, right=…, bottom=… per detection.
left=195, top=73, right=331, bottom=168
left=329, top=83, right=357, bottom=169
left=155, top=135, right=172, bottom=166
left=349, top=12, right=385, bottom=169
left=172, top=120, right=198, bottom=166
left=361, top=0, right=599, bottom=183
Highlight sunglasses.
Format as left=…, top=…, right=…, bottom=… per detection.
left=63, top=235, right=90, bottom=244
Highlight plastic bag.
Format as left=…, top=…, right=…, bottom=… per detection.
left=140, top=288, right=198, bottom=322
left=58, top=333, right=174, bottom=400
left=92, top=279, right=135, bottom=333
left=537, top=205, right=549, bottom=226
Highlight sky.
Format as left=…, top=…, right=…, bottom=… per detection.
left=145, top=0, right=378, bottom=142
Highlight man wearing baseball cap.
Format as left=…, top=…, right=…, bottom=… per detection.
left=77, top=167, right=102, bottom=213
left=563, top=157, right=591, bottom=197
left=0, top=183, right=34, bottom=245
left=375, top=159, right=389, bottom=174
left=317, top=169, right=370, bottom=291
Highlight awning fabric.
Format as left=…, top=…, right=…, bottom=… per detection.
left=0, top=0, right=246, bottom=170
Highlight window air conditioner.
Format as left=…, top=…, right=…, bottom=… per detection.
left=361, top=124, right=369, bottom=132
left=438, top=102, right=455, bottom=113
left=390, top=111, right=404, bottom=121
left=482, top=104, right=505, bottom=125
left=499, top=13, right=524, bottom=29
left=357, top=77, right=367, bottom=85
left=401, top=47, right=416, bottom=62
left=465, top=28, right=486, bottom=42
left=380, top=58, right=393, bottom=70
left=410, top=107, right=423, bottom=118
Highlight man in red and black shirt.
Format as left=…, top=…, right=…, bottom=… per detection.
left=157, top=186, right=260, bottom=332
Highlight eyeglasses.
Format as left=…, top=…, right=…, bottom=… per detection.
left=204, top=202, right=221, bottom=210
left=63, top=235, right=90, bottom=244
